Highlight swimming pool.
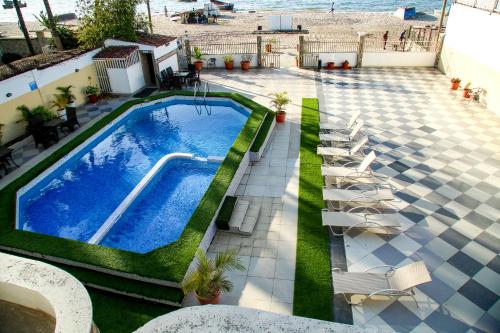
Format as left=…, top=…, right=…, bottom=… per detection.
left=17, top=97, right=249, bottom=253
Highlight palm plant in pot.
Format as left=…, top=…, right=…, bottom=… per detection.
left=192, top=47, right=204, bottom=71
left=223, top=55, right=234, bottom=70
left=56, top=85, right=76, bottom=120
left=181, top=249, right=245, bottom=305
left=51, top=94, right=69, bottom=120
left=269, top=91, right=291, bottom=123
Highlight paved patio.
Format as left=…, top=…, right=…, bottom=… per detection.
left=319, top=67, right=500, bottom=332
left=203, top=68, right=317, bottom=314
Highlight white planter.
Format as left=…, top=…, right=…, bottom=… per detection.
left=57, top=109, right=67, bottom=120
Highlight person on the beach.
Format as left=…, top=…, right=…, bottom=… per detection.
left=329, top=2, right=335, bottom=15
left=383, top=31, right=389, bottom=50
left=399, top=30, right=406, bottom=49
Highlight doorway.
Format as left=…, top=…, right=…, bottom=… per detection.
left=140, top=52, right=156, bottom=86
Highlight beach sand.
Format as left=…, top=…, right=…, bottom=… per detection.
left=0, top=10, right=439, bottom=47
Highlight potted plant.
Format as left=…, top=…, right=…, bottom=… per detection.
left=326, top=61, right=335, bottom=70
left=17, top=105, right=56, bottom=123
left=192, top=47, right=204, bottom=71
left=181, top=249, right=245, bottom=305
left=450, top=78, right=461, bottom=90
left=223, top=55, right=234, bottom=70
left=342, top=60, right=350, bottom=70
left=463, top=82, right=471, bottom=98
left=269, top=91, right=291, bottom=123
left=85, top=85, right=99, bottom=103
left=51, top=93, right=69, bottom=120
left=240, top=54, right=252, bottom=71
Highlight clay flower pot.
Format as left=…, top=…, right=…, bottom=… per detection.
left=463, top=89, right=470, bottom=98
left=194, top=61, right=203, bottom=71
left=240, top=60, right=250, bottom=71
left=88, top=95, right=98, bottom=103
left=451, top=82, right=459, bottom=90
left=276, top=112, right=286, bottom=123
left=196, top=291, right=221, bottom=305
left=326, top=62, right=335, bottom=70
left=342, top=62, right=350, bottom=70
left=224, top=61, right=234, bottom=70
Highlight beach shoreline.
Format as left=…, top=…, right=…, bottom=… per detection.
left=0, top=10, right=439, bottom=46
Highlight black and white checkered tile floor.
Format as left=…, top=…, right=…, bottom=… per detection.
left=320, top=67, right=500, bottom=333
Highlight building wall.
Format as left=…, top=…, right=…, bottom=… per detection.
left=438, top=3, right=500, bottom=113
left=127, top=62, right=146, bottom=93
left=0, top=58, right=98, bottom=144
left=0, top=37, right=44, bottom=59
left=362, top=52, right=436, bottom=67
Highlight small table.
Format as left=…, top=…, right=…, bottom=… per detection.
left=44, top=118, right=64, bottom=141
left=174, top=71, right=191, bottom=87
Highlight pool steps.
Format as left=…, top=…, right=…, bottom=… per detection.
left=228, top=199, right=261, bottom=236
left=87, top=153, right=223, bottom=245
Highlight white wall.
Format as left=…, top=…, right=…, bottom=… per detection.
left=158, top=54, right=179, bottom=72
left=127, top=62, right=146, bottom=93
left=107, top=68, right=131, bottom=94
left=153, top=41, right=178, bottom=60
left=0, top=49, right=100, bottom=104
left=318, top=53, right=358, bottom=67
left=438, top=3, right=500, bottom=113
left=362, top=52, right=436, bottom=67
left=442, top=4, right=500, bottom=71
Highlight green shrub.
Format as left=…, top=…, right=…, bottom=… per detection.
left=215, top=196, right=237, bottom=230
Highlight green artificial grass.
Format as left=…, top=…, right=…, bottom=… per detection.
left=250, top=110, right=275, bottom=153
left=293, top=98, right=333, bottom=321
left=215, top=195, right=237, bottom=230
left=89, top=289, right=175, bottom=333
left=0, top=91, right=269, bottom=286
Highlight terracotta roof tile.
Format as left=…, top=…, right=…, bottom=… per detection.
left=136, top=33, right=176, bottom=47
left=93, top=46, right=138, bottom=59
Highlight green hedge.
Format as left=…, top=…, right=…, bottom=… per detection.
left=293, top=98, right=333, bottom=320
left=0, top=92, right=268, bottom=284
left=250, top=110, right=275, bottom=153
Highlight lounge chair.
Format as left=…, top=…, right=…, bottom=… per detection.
left=323, top=183, right=394, bottom=211
left=322, top=206, right=400, bottom=236
left=317, top=135, right=368, bottom=160
left=320, top=111, right=361, bottom=132
left=332, top=261, right=432, bottom=306
left=321, top=151, right=393, bottom=188
left=319, top=120, right=364, bottom=143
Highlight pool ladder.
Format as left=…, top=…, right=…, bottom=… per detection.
left=193, top=81, right=212, bottom=115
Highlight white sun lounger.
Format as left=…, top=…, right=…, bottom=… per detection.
left=332, top=261, right=432, bottom=307
left=321, top=151, right=376, bottom=178
left=320, top=111, right=361, bottom=131
left=323, top=186, right=394, bottom=202
left=317, top=136, right=368, bottom=158
left=322, top=208, right=400, bottom=235
left=319, top=120, right=364, bottom=143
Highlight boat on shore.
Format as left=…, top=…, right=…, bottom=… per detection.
left=210, top=0, right=234, bottom=11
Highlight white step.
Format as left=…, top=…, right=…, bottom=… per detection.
left=240, top=203, right=262, bottom=236
left=228, top=200, right=250, bottom=232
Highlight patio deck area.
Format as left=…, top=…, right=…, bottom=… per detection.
left=319, top=67, right=499, bottom=332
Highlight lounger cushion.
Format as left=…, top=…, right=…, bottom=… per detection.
left=333, top=271, right=389, bottom=294
left=322, top=211, right=400, bottom=228
left=323, top=188, right=394, bottom=202
left=388, top=261, right=431, bottom=291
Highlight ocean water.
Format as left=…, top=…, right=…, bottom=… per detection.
left=0, top=0, right=446, bottom=22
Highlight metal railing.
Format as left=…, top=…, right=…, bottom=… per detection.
left=363, top=39, right=438, bottom=53
left=303, top=39, right=359, bottom=53
left=190, top=41, right=258, bottom=55
left=455, top=0, right=500, bottom=12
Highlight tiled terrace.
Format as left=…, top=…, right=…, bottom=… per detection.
left=319, top=67, right=500, bottom=332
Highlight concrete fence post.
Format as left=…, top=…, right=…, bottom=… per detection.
left=493, top=0, right=499, bottom=12
left=185, top=39, right=192, bottom=64
left=256, top=36, right=262, bottom=68
left=356, top=32, right=367, bottom=68
left=298, top=36, right=304, bottom=68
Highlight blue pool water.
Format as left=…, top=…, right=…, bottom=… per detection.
left=17, top=98, right=249, bottom=253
